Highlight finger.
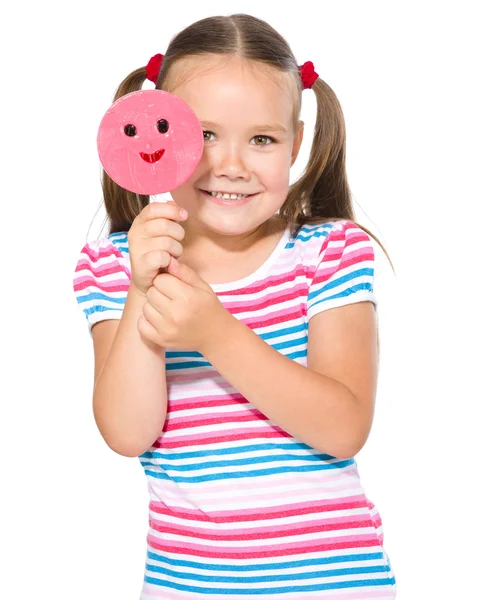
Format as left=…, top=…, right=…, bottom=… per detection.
left=142, top=235, right=184, bottom=258
left=137, top=313, right=162, bottom=345
left=142, top=300, right=167, bottom=331
left=152, top=272, right=190, bottom=299
left=146, top=285, right=172, bottom=314
left=138, top=201, right=188, bottom=226
left=142, top=218, right=186, bottom=242
left=140, top=248, right=173, bottom=272
left=167, top=257, right=209, bottom=290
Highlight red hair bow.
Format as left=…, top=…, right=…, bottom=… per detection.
left=299, top=61, right=319, bottom=89
left=146, top=53, right=319, bottom=89
left=146, top=53, right=164, bottom=83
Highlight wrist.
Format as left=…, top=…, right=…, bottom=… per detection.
left=129, top=282, right=148, bottom=300
left=199, top=306, right=237, bottom=358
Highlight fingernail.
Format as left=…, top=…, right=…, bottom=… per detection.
left=180, top=209, right=188, bottom=218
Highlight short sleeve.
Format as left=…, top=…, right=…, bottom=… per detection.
left=307, top=220, right=377, bottom=320
left=72, top=233, right=131, bottom=337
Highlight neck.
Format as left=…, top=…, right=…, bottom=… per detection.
left=181, top=217, right=275, bottom=256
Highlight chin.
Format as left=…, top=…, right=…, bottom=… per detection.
left=200, top=216, right=258, bottom=236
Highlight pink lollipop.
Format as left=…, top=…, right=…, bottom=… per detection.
left=97, top=89, right=204, bottom=195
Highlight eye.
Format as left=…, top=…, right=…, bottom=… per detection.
left=157, top=119, right=169, bottom=134
left=203, top=131, right=216, bottom=141
left=252, top=135, right=274, bottom=146
left=124, top=124, right=137, bottom=137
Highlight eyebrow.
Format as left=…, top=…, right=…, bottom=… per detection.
left=200, top=120, right=288, bottom=134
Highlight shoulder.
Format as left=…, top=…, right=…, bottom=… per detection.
left=74, top=232, right=131, bottom=277
left=301, top=220, right=377, bottom=316
left=292, top=219, right=374, bottom=266
left=73, top=232, right=131, bottom=334
left=77, top=231, right=129, bottom=262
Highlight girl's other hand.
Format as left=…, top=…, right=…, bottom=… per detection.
left=128, top=201, right=188, bottom=296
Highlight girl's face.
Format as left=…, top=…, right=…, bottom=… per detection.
left=167, top=55, right=304, bottom=239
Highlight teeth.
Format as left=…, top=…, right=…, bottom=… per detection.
left=210, top=191, right=249, bottom=200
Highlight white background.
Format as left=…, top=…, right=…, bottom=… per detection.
left=1, top=1, right=476, bottom=598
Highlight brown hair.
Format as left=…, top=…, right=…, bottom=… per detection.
left=101, top=13, right=393, bottom=269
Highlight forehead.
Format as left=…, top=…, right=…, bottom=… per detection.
left=165, top=55, right=297, bottom=128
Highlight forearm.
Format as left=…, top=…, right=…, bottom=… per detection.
left=93, top=285, right=168, bottom=457
left=201, top=314, right=369, bottom=459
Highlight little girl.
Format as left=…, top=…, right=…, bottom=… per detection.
left=73, top=13, right=397, bottom=599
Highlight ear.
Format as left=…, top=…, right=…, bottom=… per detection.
left=291, top=120, right=304, bottom=167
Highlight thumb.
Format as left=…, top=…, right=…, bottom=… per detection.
left=168, top=256, right=211, bottom=290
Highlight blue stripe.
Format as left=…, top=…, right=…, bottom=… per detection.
left=145, top=563, right=392, bottom=584
left=146, top=550, right=387, bottom=572
left=108, top=232, right=127, bottom=239
left=271, top=334, right=306, bottom=352
left=286, top=224, right=334, bottom=248
left=308, top=267, right=373, bottom=302
left=309, top=282, right=373, bottom=311
left=166, top=360, right=211, bottom=371
left=77, top=291, right=126, bottom=306
left=260, top=322, right=306, bottom=341
left=293, top=229, right=333, bottom=243
left=286, top=348, right=307, bottom=360
left=108, top=232, right=129, bottom=253
left=81, top=306, right=124, bottom=319
left=140, top=442, right=336, bottom=461
left=166, top=350, right=203, bottom=358
left=140, top=452, right=347, bottom=471
left=165, top=334, right=306, bottom=370
left=143, top=460, right=355, bottom=483
left=143, top=575, right=396, bottom=594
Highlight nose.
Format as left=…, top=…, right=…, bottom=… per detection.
left=212, top=143, right=251, bottom=180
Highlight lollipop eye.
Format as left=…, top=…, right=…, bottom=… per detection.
left=124, top=124, right=137, bottom=136
left=157, top=119, right=169, bottom=134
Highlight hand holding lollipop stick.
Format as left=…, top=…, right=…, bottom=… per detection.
left=97, top=89, right=204, bottom=276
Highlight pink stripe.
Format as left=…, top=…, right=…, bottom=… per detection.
left=73, top=275, right=130, bottom=293
left=241, top=305, right=305, bottom=328
left=74, top=259, right=129, bottom=279
left=148, top=481, right=361, bottom=511
left=168, top=393, right=247, bottom=412
left=152, top=428, right=293, bottom=449
left=149, top=495, right=368, bottom=520
left=168, top=381, right=236, bottom=397
left=75, top=257, right=127, bottom=276
left=148, top=485, right=363, bottom=515
left=214, top=265, right=309, bottom=298
left=147, top=532, right=381, bottom=557
left=164, top=408, right=267, bottom=430
left=80, top=242, right=124, bottom=262
left=149, top=514, right=374, bottom=540
left=225, top=286, right=304, bottom=314
left=314, top=247, right=373, bottom=276
left=141, top=583, right=396, bottom=600
left=147, top=466, right=360, bottom=501
left=167, top=369, right=225, bottom=384
left=312, top=252, right=374, bottom=284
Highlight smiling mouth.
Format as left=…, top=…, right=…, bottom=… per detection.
left=139, top=149, right=165, bottom=163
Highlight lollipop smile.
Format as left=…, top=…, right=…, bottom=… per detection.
left=140, top=149, right=165, bottom=163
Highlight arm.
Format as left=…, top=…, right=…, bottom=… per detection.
left=201, top=300, right=378, bottom=459
left=92, top=284, right=168, bottom=458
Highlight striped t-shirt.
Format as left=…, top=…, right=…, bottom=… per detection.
left=73, top=219, right=397, bottom=599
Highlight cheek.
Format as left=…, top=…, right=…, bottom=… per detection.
left=260, top=154, right=292, bottom=190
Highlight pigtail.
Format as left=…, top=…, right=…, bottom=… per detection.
left=281, top=77, right=353, bottom=230
left=102, top=67, right=151, bottom=236
left=281, top=77, right=394, bottom=271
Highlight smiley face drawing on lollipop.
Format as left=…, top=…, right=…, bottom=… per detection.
left=97, top=89, right=204, bottom=195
